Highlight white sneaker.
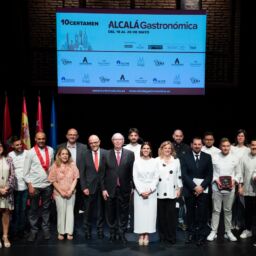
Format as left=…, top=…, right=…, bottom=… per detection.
left=225, top=231, right=237, bottom=242
left=240, top=230, right=252, bottom=239
left=207, top=231, right=217, bottom=241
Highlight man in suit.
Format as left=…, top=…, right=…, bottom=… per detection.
left=102, top=133, right=135, bottom=244
left=181, top=137, right=213, bottom=246
left=80, top=135, right=106, bottom=240
left=58, top=128, right=87, bottom=214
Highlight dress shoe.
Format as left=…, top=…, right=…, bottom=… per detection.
left=185, top=234, right=193, bottom=244
left=159, top=237, right=166, bottom=243
left=109, top=234, right=116, bottom=242
left=143, top=237, right=149, bottom=246
left=138, top=237, right=144, bottom=246
left=27, top=232, right=37, bottom=242
left=167, top=239, right=176, bottom=244
left=97, top=232, right=104, bottom=239
left=196, top=238, right=204, bottom=246
left=120, top=234, right=128, bottom=244
left=43, top=230, right=51, bottom=240
left=85, top=233, right=92, bottom=240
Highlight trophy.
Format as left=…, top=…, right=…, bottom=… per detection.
left=219, top=176, right=232, bottom=190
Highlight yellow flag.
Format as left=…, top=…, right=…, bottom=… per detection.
left=21, top=97, right=31, bottom=149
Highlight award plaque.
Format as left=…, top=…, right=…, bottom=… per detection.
left=219, top=176, right=232, bottom=190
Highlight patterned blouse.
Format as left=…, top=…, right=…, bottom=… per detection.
left=0, top=157, right=16, bottom=210
left=48, top=162, right=79, bottom=196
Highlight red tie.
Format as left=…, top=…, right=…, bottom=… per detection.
left=94, top=151, right=99, bottom=171
left=116, top=151, right=121, bottom=186
left=116, top=151, right=121, bottom=166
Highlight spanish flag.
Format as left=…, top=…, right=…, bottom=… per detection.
left=21, top=97, right=31, bottom=149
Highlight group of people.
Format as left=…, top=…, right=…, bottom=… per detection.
left=0, top=127, right=256, bottom=249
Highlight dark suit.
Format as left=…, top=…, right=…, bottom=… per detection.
left=57, top=142, right=87, bottom=213
left=181, top=151, right=213, bottom=240
left=102, top=148, right=135, bottom=235
left=80, top=148, right=106, bottom=234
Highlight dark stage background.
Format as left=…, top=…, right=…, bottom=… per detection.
left=1, top=0, right=255, bottom=155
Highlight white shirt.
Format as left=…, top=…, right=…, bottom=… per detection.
left=123, top=143, right=141, bottom=159
left=8, top=150, right=28, bottom=191
left=231, top=145, right=250, bottom=160
left=192, top=151, right=201, bottom=161
left=67, top=142, right=77, bottom=163
left=212, top=152, right=240, bottom=192
left=202, top=145, right=221, bottom=157
left=24, top=146, right=54, bottom=188
left=239, top=152, right=256, bottom=196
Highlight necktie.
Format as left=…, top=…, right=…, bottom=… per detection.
left=116, top=151, right=121, bottom=166
left=116, top=151, right=121, bottom=186
left=195, top=154, right=199, bottom=168
left=94, top=151, right=99, bottom=171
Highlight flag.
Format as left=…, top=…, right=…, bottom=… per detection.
left=21, top=97, right=31, bottom=149
left=2, top=95, right=12, bottom=148
left=49, top=96, right=57, bottom=149
left=36, top=95, right=43, bottom=132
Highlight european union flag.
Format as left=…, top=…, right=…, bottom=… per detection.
left=49, top=96, right=57, bottom=150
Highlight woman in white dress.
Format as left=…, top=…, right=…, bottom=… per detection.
left=133, top=142, right=158, bottom=246
left=156, top=141, right=182, bottom=244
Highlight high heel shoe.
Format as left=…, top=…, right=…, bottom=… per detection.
left=143, top=236, right=149, bottom=246
left=58, top=234, right=64, bottom=240
left=138, top=236, right=144, bottom=246
left=67, top=234, right=73, bottom=240
left=2, top=235, right=11, bottom=248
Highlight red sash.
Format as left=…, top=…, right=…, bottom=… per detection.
left=34, top=144, right=50, bottom=171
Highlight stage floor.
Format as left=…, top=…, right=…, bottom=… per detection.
left=1, top=218, right=255, bottom=256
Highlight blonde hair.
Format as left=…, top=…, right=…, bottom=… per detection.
left=55, top=147, right=73, bottom=167
left=158, top=140, right=176, bottom=158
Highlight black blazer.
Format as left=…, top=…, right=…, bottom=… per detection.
left=102, top=148, right=135, bottom=197
left=181, top=151, right=213, bottom=197
left=57, top=142, right=87, bottom=173
left=80, top=148, right=107, bottom=194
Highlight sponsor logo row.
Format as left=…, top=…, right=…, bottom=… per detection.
left=60, top=74, right=201, bottom=86
left=61, top=57, right=202, bottom=67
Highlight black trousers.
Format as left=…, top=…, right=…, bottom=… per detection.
left=105, top=187, right=130, bottom=235
left=185, top=193, right=209, bottom=239
left=244, top=196, right=256, bottom=231
left=83, top=187, right=105, bottom=233
left=157, top=198, right=177, bottom=242
left=74, top=178, right=83, bottom=214
left=28, top=185, right=53, bottom=233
